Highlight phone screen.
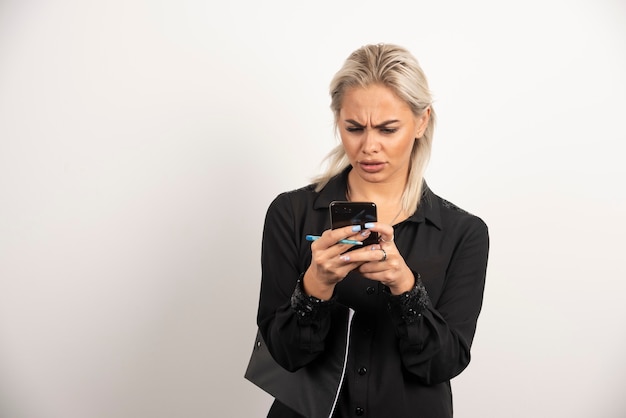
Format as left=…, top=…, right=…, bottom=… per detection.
left=329, top=201, right=379, bottom=246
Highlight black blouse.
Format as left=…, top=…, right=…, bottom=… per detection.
left=257, top=169, right=489, bottom=418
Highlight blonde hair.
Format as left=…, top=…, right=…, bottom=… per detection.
left=313, top=43, right=436, bottom=215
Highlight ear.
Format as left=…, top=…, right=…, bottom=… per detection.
left=415, top=107, right=431, bottom=138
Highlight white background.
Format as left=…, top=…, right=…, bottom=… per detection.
left=1, top=0, right=625, bottom=417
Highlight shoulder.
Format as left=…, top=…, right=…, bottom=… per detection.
left=266, top=183, right=318, bottom=216
left=270, top=184, right=317, bottom=205
left=430, top=192, right=488, bottom=238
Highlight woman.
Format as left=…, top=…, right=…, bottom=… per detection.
left=256, top=43, right=489, bottom=417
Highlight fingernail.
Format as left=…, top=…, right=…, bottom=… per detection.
left=340, top=255, right=350, bottom=262
left=351, top=225, right=362, bottom=232
left=364, top=222, right=375, bottom=229
left=361, top=230, right=371, bottom=237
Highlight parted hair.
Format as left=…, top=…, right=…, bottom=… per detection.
left=313, top=43, right=436, bottom=215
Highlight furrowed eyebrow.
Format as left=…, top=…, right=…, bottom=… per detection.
left=374, top=120, right=400, bottom=129
left=344, top=119, right=400, bottom=128
left=345, top=119, right=365, bottom=128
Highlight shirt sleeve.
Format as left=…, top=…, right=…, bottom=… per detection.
left=387, top=216, right=490, bottom=384
left=256, top=192, right=335, bottom=372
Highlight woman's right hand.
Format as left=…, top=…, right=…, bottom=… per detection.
left=302, top=225, right=371, bottom=300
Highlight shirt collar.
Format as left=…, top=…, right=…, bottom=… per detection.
left=313, top=167, right=443, bottom=230
left=408, top=183, right=443, bottom=230
left=313, top=168, right=351, bottom=210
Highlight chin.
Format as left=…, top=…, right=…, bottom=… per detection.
left=357, top=171, right=386, bottom=183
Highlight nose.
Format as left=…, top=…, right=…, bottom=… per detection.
left=362, top=129, right=380, bottom=154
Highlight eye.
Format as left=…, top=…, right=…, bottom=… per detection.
left=380, top=127, right=398, bottom=134
left=346, top=126, right=364, bottom=133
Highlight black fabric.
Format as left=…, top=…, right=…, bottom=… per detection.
left=255, top=168, right=489, bottom=418
left=245, top=306, right=352, bottom=418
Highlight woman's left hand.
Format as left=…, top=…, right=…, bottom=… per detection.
left=340, top=222, right=415, bottom=295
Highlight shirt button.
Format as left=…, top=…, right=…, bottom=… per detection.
left=366, top=286, right=376, bottom=295
left=358, top=367, right=367, bottom=375
left=355, top=407, right=364, bottom=416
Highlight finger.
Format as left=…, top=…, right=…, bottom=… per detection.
left=310, top=225, right=361, bottom=249
left=332, top=224, right=365, bottom=239
left=367, top=247, right=388, bottom=263
left=357, top=253, right=390, bottom=276
left=363, top=222, right=395, bottom=243
left=379, top=232, right=395, bottom=243
left=323, top=225, right=372, bottom=248
left=357, top=247, right=395, bottom=275
left=339, top=244, right=385, bottom=264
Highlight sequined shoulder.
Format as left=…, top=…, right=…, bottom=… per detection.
left=440, top=198, right=470, bottom=215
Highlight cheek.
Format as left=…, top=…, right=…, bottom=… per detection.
left=340, top=136, right=359, bottom=156
left=396, top=136, right=417, bottom=157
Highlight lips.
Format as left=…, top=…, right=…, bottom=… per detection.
left=359, top=161, right=386, bottom=173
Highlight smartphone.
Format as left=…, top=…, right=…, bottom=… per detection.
left=329, top=201, right=379, bottom=247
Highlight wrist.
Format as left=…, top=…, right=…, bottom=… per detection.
left=388, top=268, right=416, bottom=295
left=302, top=270, right=335, bottom=301
left=386, top=275, right=431, bottom=324
left=291, top=278, right=335, bottom=325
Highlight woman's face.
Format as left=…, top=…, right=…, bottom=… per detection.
left=339, top=84, right=430, bottom=186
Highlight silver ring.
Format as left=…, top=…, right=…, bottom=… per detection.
left=380, top=234, right=394, bottom=243
left=380, top=248, right=387, bottom=262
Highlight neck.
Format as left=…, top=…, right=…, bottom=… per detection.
left=346, top=170, right=406, bottom=202
left=346, top=170, right=407, bottom=225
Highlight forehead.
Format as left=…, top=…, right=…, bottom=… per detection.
left=340, top=84, right=413, bottom=118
